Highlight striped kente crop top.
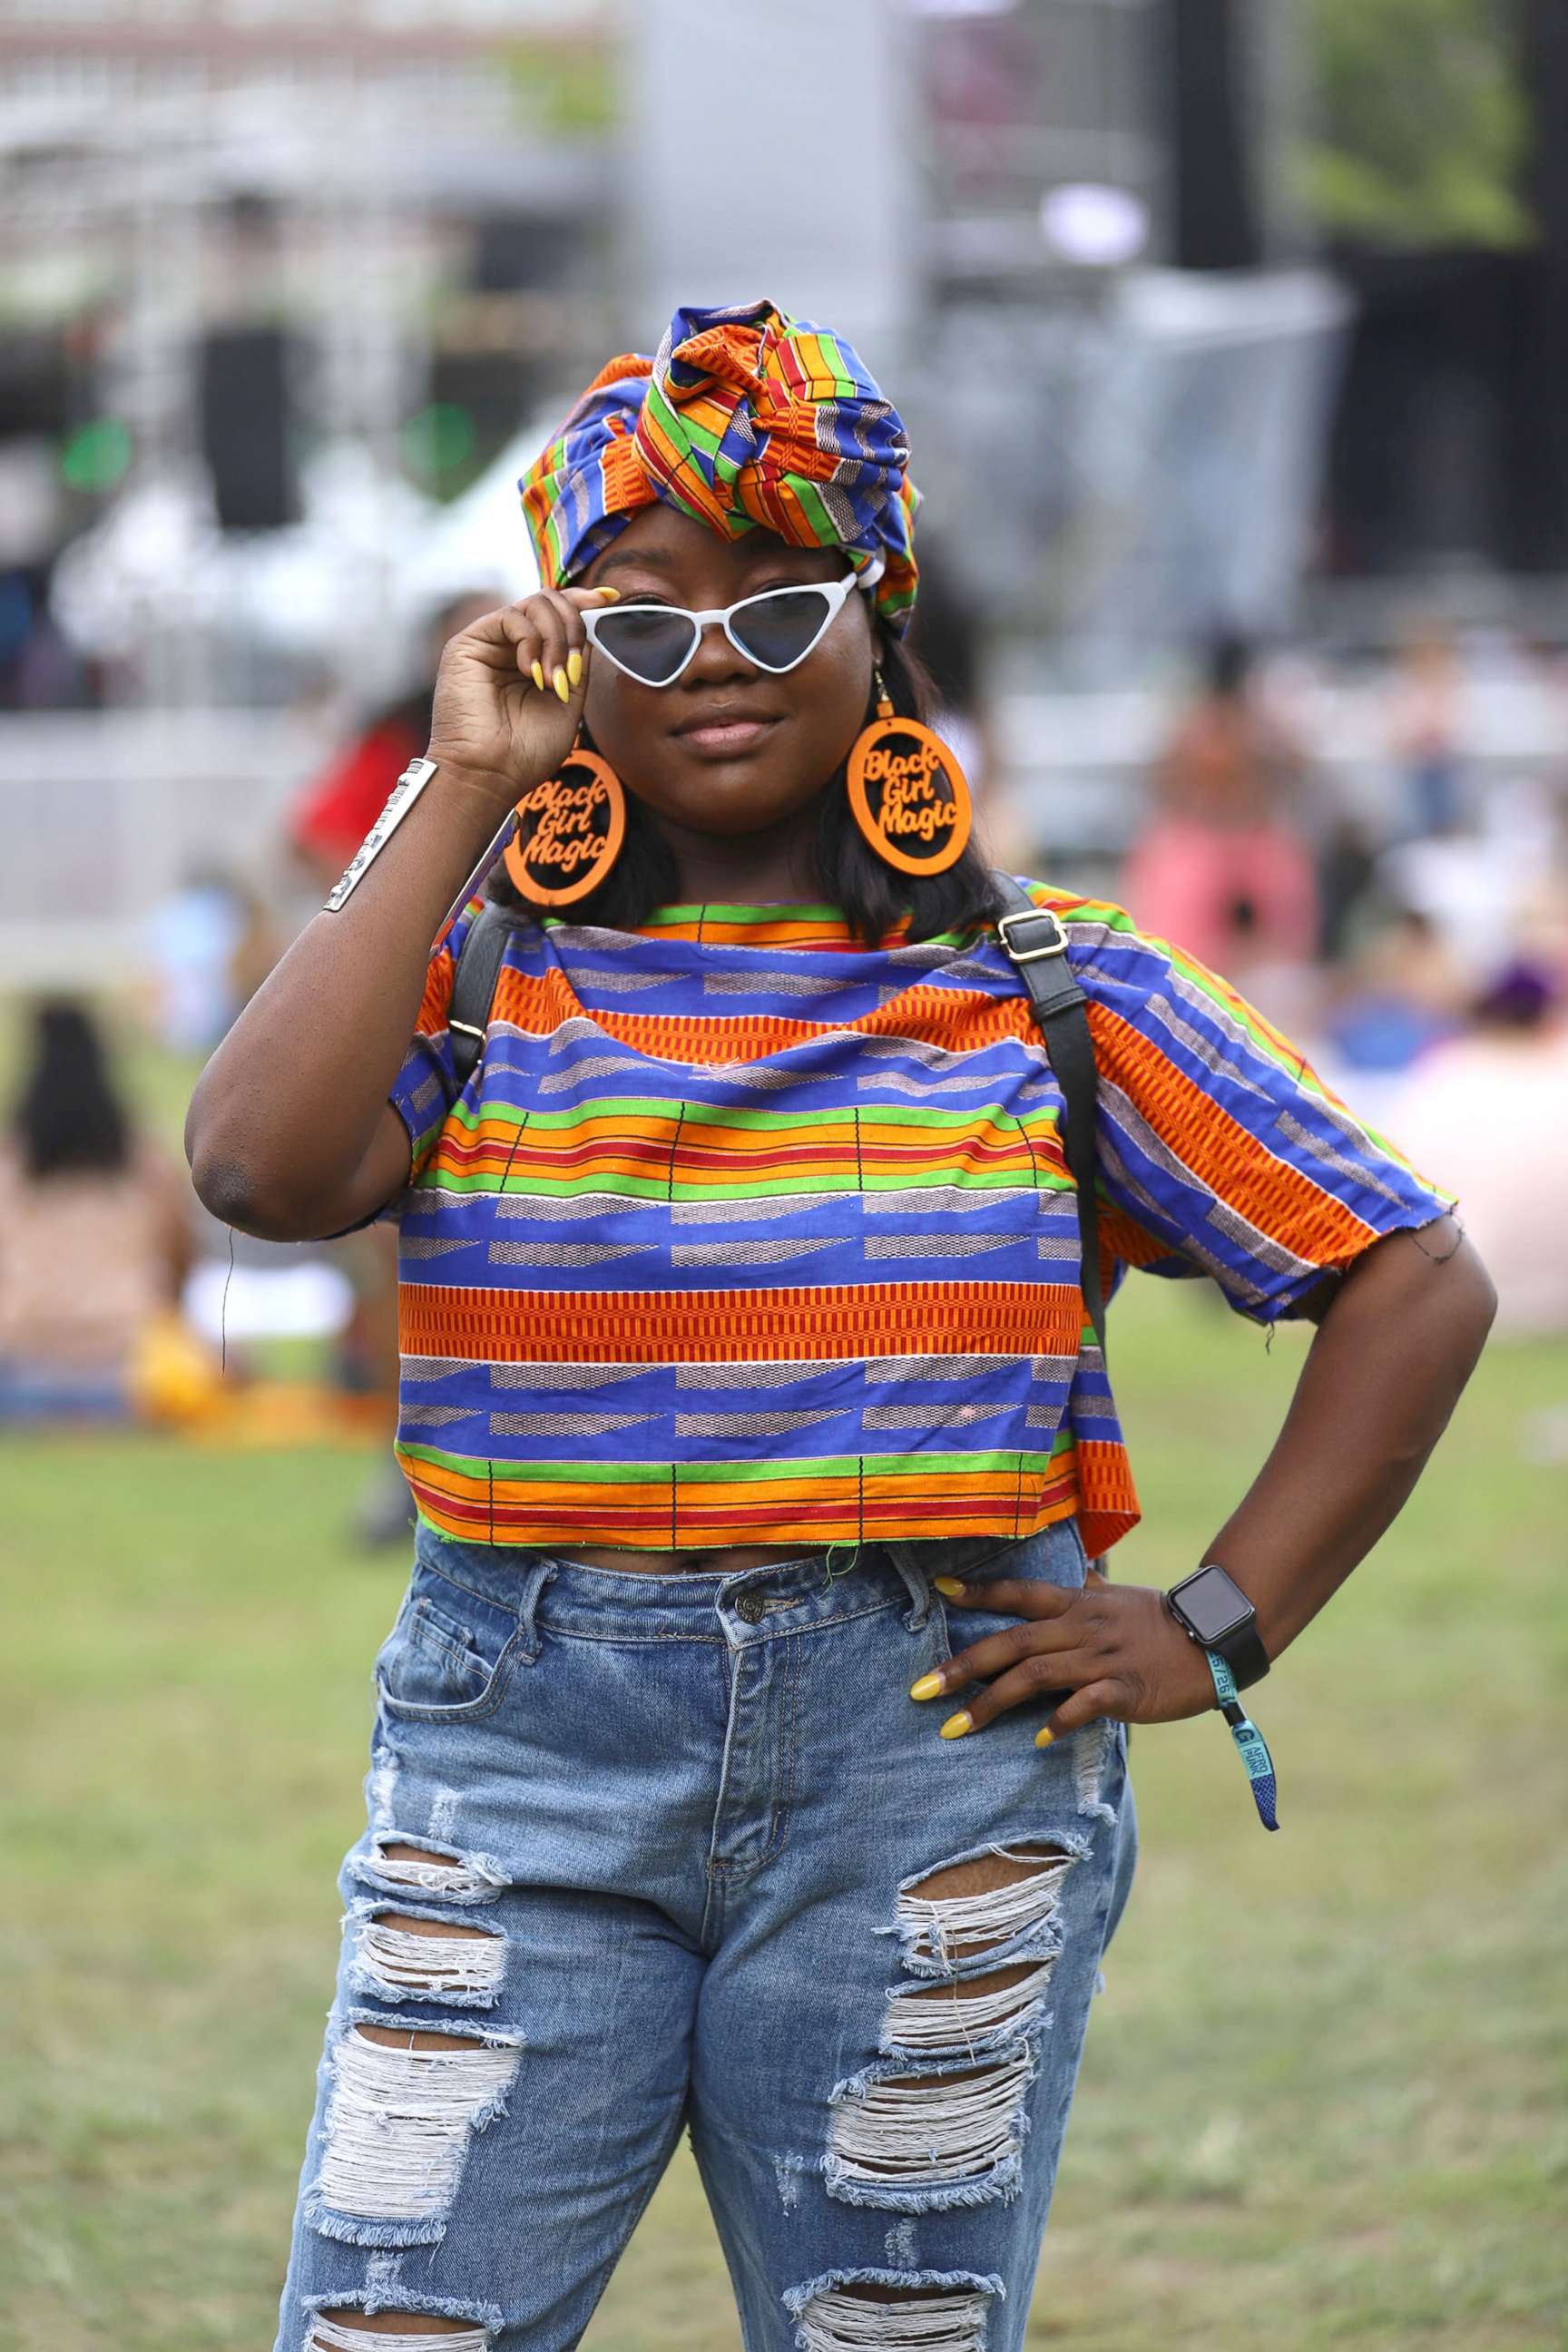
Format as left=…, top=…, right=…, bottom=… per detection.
left=384, top=882, right=1450, bottom=1555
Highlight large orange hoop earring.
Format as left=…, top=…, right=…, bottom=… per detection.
left=846, top=676, right=973, bottom=878
left=504, top=742, right=626, bottom=907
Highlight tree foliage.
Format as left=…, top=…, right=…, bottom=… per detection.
left=1297, top=0, right=1532, bottom=249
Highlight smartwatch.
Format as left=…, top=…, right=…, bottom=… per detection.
left=1164, top=1562, right=1270, bottom=1693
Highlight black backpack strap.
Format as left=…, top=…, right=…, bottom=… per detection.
left=447, top=898, right=522, bottom=1090
left=991, top=874, right=1106, bottom=1363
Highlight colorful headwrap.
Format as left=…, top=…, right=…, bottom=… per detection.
left=519, top=299, right=920, bottom=633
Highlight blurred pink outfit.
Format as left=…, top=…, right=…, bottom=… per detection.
left=1122, top=820, right=1318, bottom=972
left=1388, top=1029, right=1568, bottom=1337
left=0, top=1143, right=183, bottom=1375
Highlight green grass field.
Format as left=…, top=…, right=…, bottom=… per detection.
left=4, top=1282, right=1564, bottom=2352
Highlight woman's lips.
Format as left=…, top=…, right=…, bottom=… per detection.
left=673, top=717, right=779, bottom=756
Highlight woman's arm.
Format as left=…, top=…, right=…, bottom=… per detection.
left=1196, top=1216, right=1495, bottom=1668
left=185, top=764, right=514, bottom=1241
left=916, top=1220, right=1495, bottom=1738
left=926, top=1222, right=1504, bottom=1740
left=185, top=587, right=603, bottom=1242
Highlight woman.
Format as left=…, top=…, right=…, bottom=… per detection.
left=1123, top=631, right=1318, bottom=989
left=187, top=302, right=1494, bottom=2352
left=0, top=999, right=194, bottom=1420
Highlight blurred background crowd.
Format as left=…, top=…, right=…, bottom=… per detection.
left=2, top=0, right=1565, bottom=1468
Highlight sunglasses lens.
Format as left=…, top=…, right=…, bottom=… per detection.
left=594, top=607, right=698, bottom=685
left=730, top=587, right=834, bottom=671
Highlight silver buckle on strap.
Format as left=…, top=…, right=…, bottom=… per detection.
left=996, top=907, right=1068, bottom=965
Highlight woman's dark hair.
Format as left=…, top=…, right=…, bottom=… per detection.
left=487, top=622, right=1005, bottom=946
left=13, top=999, right=130, bottom=1181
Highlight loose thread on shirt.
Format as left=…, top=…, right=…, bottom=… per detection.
left=1411, top=1205, right=1465, bottom=1263
left=1014, top=1108, right=1043, bottom=1194
left=220, top=1227, right=235, bottom=1375
left=822, top=1541, right=862, bottom=1586
left=497, top=1110, right=530, bottom=1196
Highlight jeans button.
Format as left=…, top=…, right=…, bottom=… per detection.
left=735, top=1592, right=766, bottom=1624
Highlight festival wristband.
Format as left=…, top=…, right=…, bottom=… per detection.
left=1206, top=1650, right=1279, bottom=1832
left=323, top=757, right=440, bottom=910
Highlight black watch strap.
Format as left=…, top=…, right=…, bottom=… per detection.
left=1210, top=1614, right=1270, bottom=1692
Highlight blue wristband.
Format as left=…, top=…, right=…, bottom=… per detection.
left=1205, top=1649, right=1279, bottom=1832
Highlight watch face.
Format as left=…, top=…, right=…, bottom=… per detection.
left=1173, top=1563, right=1251, bottom=1645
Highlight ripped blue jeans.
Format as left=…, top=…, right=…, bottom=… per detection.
left=276, top=1515, right=1139, bottom=2352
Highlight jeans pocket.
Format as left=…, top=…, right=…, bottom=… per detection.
left=374, top=1566, right=522, bottom=1721
left=933, top=1518, right=1089, bottom=1690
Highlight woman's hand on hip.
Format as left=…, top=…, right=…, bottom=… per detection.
left=911, top=1568, right=1218, bottom=1744
left=426, top=585, right=617, bottom=808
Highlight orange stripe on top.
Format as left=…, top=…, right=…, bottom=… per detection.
left=398, top=1279, right=1083, bottom=1365
left=1087, top=1001, right=1377, bottom=1263
left=490, top=965, right=1040, bottom=1067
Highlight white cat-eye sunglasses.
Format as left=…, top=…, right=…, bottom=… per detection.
left=581, top=574, right=861, bottom=689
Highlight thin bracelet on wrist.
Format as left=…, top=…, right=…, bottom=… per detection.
left=323, top=758, right=441, bottom=911
left=322, top=757, right=519, bottom=915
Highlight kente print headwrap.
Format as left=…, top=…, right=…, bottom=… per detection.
left=518, top=299, right=920, bottom=632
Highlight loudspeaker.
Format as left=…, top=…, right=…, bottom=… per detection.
left=197, top=326, right=300, bottom=534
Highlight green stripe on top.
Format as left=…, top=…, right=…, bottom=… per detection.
left=456, top=1095, right=1066, bottom=1139
left=397, top=1443, right=1064, bottom=1488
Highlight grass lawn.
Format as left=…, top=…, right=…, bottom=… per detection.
left=3, top=1282, right=1564, bottom=2351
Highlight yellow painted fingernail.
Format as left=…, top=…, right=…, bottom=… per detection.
left=567, top=650, right=583, bottom=687
left=553, top=668, right=570, bottom=702
left=594, top=585, right=621, bottom=601
left=908, top=1672, right=943, bottom=1701
left=1034, top=1728, right=1056, bottom=1748
left=530, top=661, right=545, bottom=691
left=939, top=1710, right=972, bottom=1740
left=933, top=1577, right=965, bottom=1597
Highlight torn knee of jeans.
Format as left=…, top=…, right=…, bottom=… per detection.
left=885, top=1841, right=1079, bottom=1978
left=878, top=1952, right=1054, bottom=2060
left=783, top=2267, right=1004, bottom=2351
left=305, top=2014, right=522, bottom=2248
left=304, top=2286, right=504, bottom=2347
left=348, top=1904, right=505, bottom=2009
left=825, top=2045, right=1035, bottom=2210
left=309, top=2318, right=492, bottom=2349
left=351, top=1839, right=505, bottom=1906
left=828, top=1844, right=1079, bottom=2210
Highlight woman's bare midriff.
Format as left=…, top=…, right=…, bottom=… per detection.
left=534, top=1543, right=824, bottom=1576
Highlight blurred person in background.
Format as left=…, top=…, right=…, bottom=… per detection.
left=146, top=865, right=279, bottom=1058
left=1387, top=614, right=1466, bottom=840
left=1389, top=961, right=1568, bottom=1336
left=1123, top=632, right=1319, bottom=1005
left=1325, top=904, right=1467, bottom=1074
left=186, top=299, right=1493, bottom=2352
left=0, top=1000, right=205, bottom=1421
left=287, top=590, right=503, bottom=895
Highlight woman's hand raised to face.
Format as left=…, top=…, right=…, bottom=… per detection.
left=426, top=585, right=618, bottom=810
